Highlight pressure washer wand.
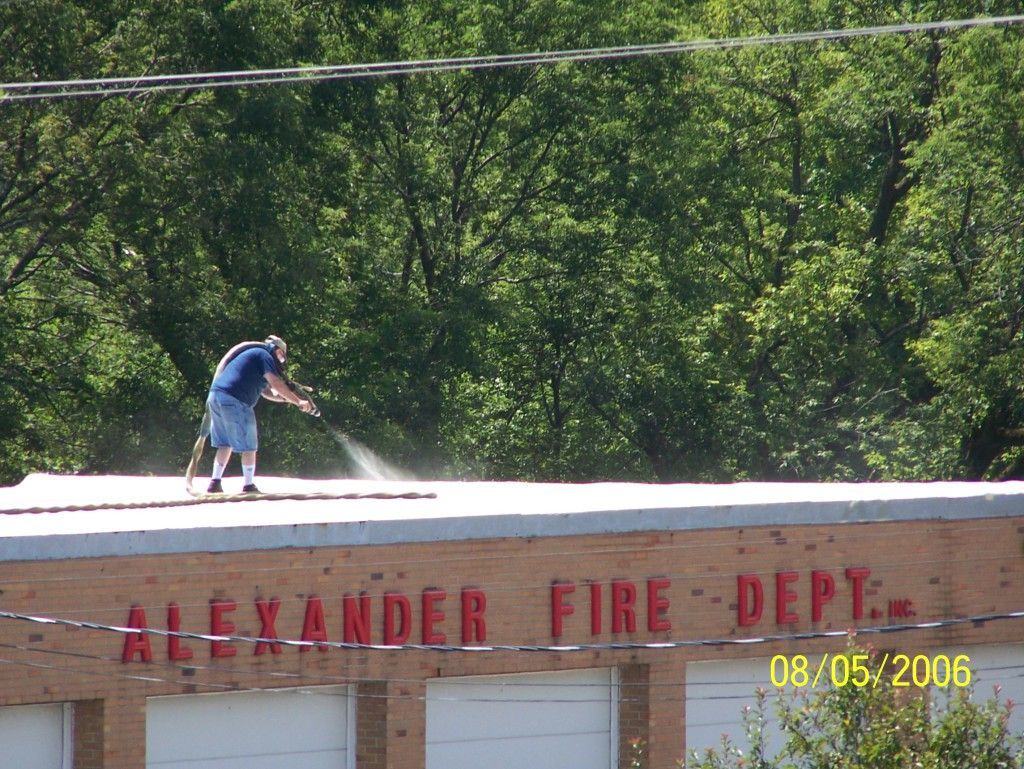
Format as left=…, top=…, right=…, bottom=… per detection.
left=289, top=379, right=321, bottom=417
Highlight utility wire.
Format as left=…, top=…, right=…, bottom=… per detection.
left=12, top=625, right=1024, bottom=691
left=2, top=608, right=1023, bottom=654
left=2, top=15, right=1023, bottom=102
left=3, top=638, right=1023, bottom=707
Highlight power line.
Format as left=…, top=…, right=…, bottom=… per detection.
left=3, top=636, right=1024, bottom=707
left=2, top=15, right=1023, bottom=103
left=2, top=607, right=1023, bottom=654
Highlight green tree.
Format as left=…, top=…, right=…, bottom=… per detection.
left=866, top=23, right=1024, bottom=479
left=0, top=1, right=342, bottom=481
left=7, top=0, right=1024, bottom=485
left=306, top=0, right=692, bottom=476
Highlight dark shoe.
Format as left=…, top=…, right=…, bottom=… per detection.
left=206, top=479, right=223, bottom=494
left=241, top=483, right=261, bottom=494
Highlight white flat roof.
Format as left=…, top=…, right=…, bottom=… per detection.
left=2, top=474, right=1024, bottom=561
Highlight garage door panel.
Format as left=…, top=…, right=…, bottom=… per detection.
left=429, top=703, right=608, bottom=742
left=428, top=674, right=613, bottom=742
left=936, top=643, right=1024, bottom=736
left=426, top=668, right=616, bottom=769
left=429, top=729, right=612, bottom=769
left=0, top=703, right=69, bottom=769
left=686, top=657, right=789, bottom=760
left=149, top=747, right=347, bottom=769
left=148, top=691, right=348, bottom=759
left=147, top=687, right=352, bottom=769
left=148, top=745, right=346, bottom=769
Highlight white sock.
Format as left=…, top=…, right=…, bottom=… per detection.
left=212, top=461, right=226, bottom=481
left=242, top=464, right=256, bottom=486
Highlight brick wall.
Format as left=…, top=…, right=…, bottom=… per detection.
left=619, top=663, right=650, bottom=765
left=356, top=681, right=388, bottom=769
left=73, top=700, right=103, bottom=769
left=0, top=513, right=1021, bottom=768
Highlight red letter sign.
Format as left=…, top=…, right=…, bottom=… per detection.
left=343, top=593, right=371, bottom=644
left=461, top=589, right=487, bottom=643
left=845, top=567, right=871, bottom=620
left=300, top=596, right=329, bottom=652
left=737, top=574, right=763, bottom=627
left=121, top=605, right=153, bottom=663
left=422, top=589, right=447, bottom=645
left=647, top=578, right=672, bottom=632
left=551, top=582, right=576, bottom=638
left=589, top=581, right=603, bottom=635
left=383, top=593, right=411, bottom=645
left=210, top=600, right=237, bottom=658
left=255, top=598, right=282, bottom=655
left=811, top=571, right=835, bottom=622
left=167, top=603, right=193, bottom=661
left=611, top=580, right=637, bottom=633
left=775, top=571, right=799, bottom=624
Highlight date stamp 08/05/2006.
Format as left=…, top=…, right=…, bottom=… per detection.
left=769, top=653, right=972, bottom=689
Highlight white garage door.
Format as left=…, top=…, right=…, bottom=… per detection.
left=0, top=703, right=71, bottom=769
left=426, top=668, right=618, bottom=769
left=936, top=643, right=1024, bottom=735
left=686, top=656, right=792, bottom=762
left=146, top=686, right=354, bottom=769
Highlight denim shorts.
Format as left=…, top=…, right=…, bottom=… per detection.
left=206, top=390, right=259, bottom=452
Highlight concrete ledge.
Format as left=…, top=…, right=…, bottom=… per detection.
left=2, top=475, right=1023, bottom=561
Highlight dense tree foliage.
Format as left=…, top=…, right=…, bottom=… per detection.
left=4, top=0, right=1024, bottom=484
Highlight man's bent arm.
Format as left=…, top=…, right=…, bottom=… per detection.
left=264, top=372, right=310, bottom=409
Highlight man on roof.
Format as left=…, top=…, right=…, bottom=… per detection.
left=205, top=335, right=314, bottom=494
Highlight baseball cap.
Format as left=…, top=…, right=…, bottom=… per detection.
left=264, top=335, right=288, bottom=358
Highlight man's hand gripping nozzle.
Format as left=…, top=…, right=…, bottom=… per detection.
left=289, top=380, right=321, bottom=418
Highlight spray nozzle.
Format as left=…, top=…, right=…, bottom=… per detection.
left=287, top=379, right=320, bottom=417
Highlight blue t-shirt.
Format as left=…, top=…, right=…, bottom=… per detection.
left=210, top=346, right=279, bottom=407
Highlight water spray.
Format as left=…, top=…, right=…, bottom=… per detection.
left=318, top=422, right=414, bottom=481
left=292, top=381, right=414, bottom=481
